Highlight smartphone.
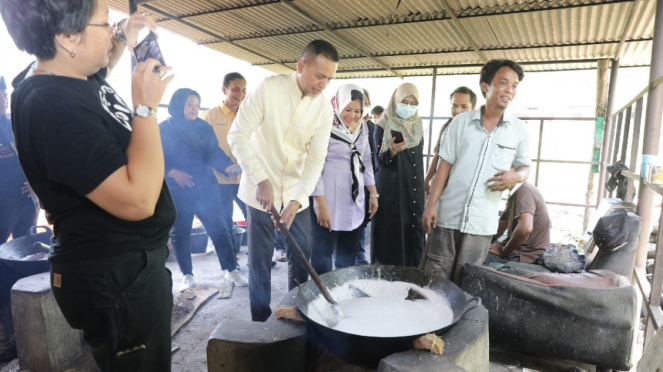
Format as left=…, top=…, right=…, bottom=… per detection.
left=229, top=165, right=242, bottom=175
left=391, top=130, right=405, bottom=144
left=134, top=32, right=166, bottom=67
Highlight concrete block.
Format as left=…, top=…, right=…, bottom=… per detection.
left=11, top=272, right=82, bottom=372
left=379, top=352, right=467, bottom=372
left=206, top=318, right=307, bottom=372
left=379, top=302, right=489, bottom=372
left=207, top=287, right=307, bottom=372
left=638, top=326, right=663, bottom=372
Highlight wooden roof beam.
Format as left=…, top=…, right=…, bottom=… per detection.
left=279, top=0, right=404, bottom=79
left=613, top=0, right=644, bottom=60
left=437, top=0, right=488, bottom=64
left=250, top=38, right=653, bottom=66
left=140, top=3, right=295, bottom=71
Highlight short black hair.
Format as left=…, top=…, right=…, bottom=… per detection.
left=223, top=72, right=245, bottom=88
left=0, top=0, right=97, bottom=60
left=479, top=60, right=524, bottom=98
left=300, top=40, right=339, bottom=63
left=450, top=86, right=477, bottom=107
left=351, top=89, right=364, bottom=103
left=371, top=106, right=384, bottom=115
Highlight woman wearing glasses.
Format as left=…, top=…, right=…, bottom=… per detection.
left=371, top=82, right=426, bottom=267
left=1, top=0, right=175, bottom=370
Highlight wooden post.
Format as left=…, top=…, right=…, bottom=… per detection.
left=583, top=59, right=610, bottom=231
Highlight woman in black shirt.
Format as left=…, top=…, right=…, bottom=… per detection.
left=2, top=0, right=175, bottom=370
left=371, top=83, right=426, bottom=267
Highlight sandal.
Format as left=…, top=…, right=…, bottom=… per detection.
left=274, top=249, right=288, bottom=262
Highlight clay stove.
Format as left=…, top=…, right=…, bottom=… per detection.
left=206, top=286, right=489, bottom=372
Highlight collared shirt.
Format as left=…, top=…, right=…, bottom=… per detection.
left=433, top=118, right=452, bottom=155
left=311, top=122, right=375, bottom=231
left=437, top=107, right=531, bottom=235
left=201, top=102, right=239, bottom=185
left=227, top=73, right=333, bottom=212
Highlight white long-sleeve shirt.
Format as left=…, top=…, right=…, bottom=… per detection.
left=227, top=73, right=333, bottom=212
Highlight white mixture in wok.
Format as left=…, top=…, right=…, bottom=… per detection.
left=306, top=279, right=453, bottom=337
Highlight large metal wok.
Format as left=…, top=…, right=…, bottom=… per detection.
left=0, top=226, right=52, bottom=277
left=296, top=265, right=480, bottom=366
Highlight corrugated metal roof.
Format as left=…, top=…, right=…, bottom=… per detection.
left=107, top=0, right=655, bottom=78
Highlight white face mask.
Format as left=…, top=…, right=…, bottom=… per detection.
left=396, top=103, right=418, bottom=119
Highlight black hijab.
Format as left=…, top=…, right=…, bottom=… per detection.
left=166, top=88, right=204, bottom=146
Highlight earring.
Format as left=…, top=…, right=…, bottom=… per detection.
left=69, top=50, right=76, bottom=58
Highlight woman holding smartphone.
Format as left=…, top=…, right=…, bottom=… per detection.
left=2, top=0, right=174, bottom=370
left=371, top=82, right=425, bottom=267
left=160, top=88, right=248, bottom=290
left=310, top=84, right=378, bottom=274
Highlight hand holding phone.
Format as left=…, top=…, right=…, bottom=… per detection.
left=391, top=130, right=405, bottom=144
left=134, top=32, right=166, bottom=68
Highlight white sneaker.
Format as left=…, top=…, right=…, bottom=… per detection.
left=179, top=274, right=195, bottom=291
left=224, top=270, right=248, bottom=287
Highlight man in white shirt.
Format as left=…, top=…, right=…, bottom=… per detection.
left=422, top=60, right=531, bottom=284
left=424, top=86, right=477, bottom=197
left=228, top=40, right=338, bottom=321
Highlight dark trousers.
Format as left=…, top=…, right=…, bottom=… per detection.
left=51, top=247, right=173, bottom=372
left=247, top=205, right=311, bottom=322
left=310, top=209, right=361, bottom=275
left=483, top=252, right=520, bottom=265
left=0, top=193, right=38, bottom=243
left=357, top=222, right=368, bottom=260
left=170, top=186, right=235, bottom=275
left=217, top=184, right=247, bottom=252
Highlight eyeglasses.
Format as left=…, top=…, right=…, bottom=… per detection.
left=88, top=20, right=112, bottom=29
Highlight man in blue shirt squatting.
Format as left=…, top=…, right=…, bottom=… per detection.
left=421, top=60, right=532, bottom=284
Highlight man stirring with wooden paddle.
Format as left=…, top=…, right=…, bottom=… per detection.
left=227, top=40, right=339, bottom=322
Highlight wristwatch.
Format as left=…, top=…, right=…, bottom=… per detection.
left=370, top=193, right=380, bottom=199
left=112, top=20, right=127, bottom=44
left=134, top=104, right=157, bottom=118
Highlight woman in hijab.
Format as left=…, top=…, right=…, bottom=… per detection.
left=310, top=84, right=378, bottom=274
left=160, top=88, right=248, bottom=290
left=371, top=82, right=425, bottom=267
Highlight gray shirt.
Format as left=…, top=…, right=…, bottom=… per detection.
left=438, top=107, right=531, bottom=235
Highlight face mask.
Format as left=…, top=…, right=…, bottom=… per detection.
left=396, top=103, right=418, bottom=119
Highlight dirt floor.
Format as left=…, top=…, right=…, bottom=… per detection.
left=0, top=234, right=645, bottom=372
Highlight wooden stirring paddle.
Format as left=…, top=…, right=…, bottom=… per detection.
left=269, top=206, right=344, bottom=327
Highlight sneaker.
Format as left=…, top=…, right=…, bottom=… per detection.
left=225, top=270, right=248, bottom=287
left=179, top=274, right=195, bottom=291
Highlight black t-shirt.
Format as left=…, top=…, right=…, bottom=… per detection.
left=11, top=67, right=176, bottom=262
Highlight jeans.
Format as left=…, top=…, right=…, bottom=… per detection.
left=51, top=247, right=173, bottom=372
left=247, top=206, right=311, bottom=321
left=170, top=185, right=235, bottom=275
left=217, top=184, right=247, bottom=254
left=0, top=192, right=38, bottom=243
left=356, top=222, right=369, bottom=262
left=274, top=228, right=286, bottom=251
left=310, top=208, right=361, bottom=275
